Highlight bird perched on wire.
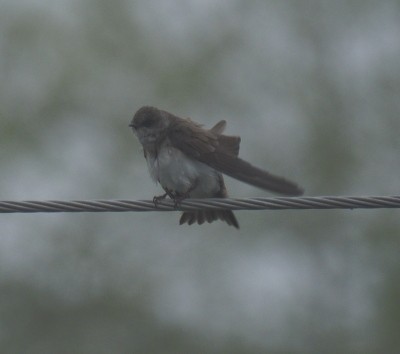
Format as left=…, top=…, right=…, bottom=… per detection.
left=130, top=106, right=303, bottom=229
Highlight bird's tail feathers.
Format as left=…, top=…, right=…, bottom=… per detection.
left=179, top=210, right=239, bottom=229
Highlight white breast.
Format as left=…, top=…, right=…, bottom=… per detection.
left=146, top=141, right=220, bottom=197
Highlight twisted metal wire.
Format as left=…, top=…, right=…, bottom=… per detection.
left=0, top=195, right=399, bottom=213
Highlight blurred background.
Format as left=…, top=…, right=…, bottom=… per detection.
left=1, top=0, right=400, bottom=353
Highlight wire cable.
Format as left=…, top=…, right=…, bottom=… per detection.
left=0, top=195, right=399, bottom=213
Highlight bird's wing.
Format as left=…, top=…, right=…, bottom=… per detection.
left=168, top=117, right=240, bottom=157
left=200, top=152, right=304, bottom=195
left=168, top=117, right=303, bottom=196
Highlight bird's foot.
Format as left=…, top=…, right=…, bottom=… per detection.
left=154, top=185, right=195, bottom=208
left=153, top=189, right=174, bottom=207
left=171, top=191, right=191, bottom=209
left=172, top=181, right=198, bottom=208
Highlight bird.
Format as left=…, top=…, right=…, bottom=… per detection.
left=129, top=106, right=303, bottom=229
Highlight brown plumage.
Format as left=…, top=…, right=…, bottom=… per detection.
left=130, top=106, right=303, bottom=229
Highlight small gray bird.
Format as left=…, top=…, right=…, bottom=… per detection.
left=130, top=106, right=303, bottom=229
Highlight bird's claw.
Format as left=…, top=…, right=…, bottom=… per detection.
left=171, top=192, right=190, bottom=209
left=153, top=189, right=191, bottom=209
left=153, top=193, right=168, bottom=207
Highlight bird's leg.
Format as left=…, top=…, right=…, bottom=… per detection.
left=172, top=180, right=198, bottom=208
left=153, top=188, right=175, bottom=206
left=172, top=192, right=189, bottom=209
